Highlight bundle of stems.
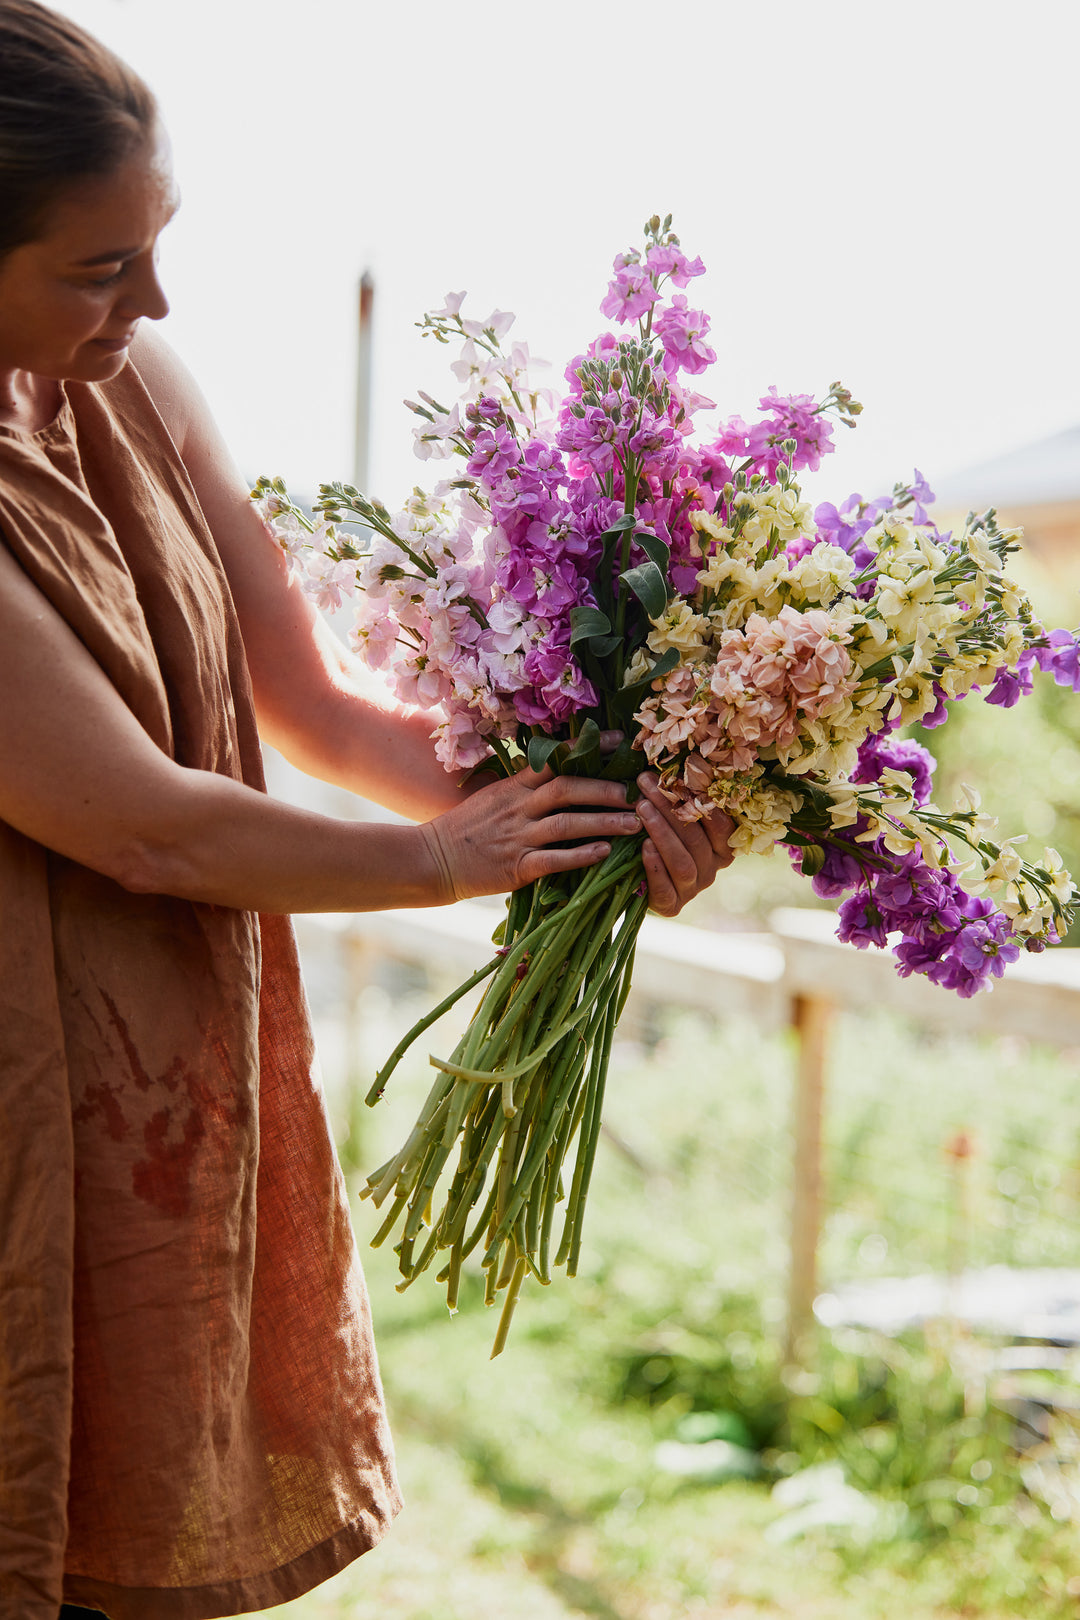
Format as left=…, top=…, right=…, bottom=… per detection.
left=359, top=833, right=647, bottom=1355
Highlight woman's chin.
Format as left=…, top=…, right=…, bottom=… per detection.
left=70, top=342, right=134, bottom=381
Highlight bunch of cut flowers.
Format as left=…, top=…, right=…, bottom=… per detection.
left=255, top=214, right=1080, bottom=1350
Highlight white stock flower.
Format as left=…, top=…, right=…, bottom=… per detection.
left=786, top=544, right=857, bottom=608
left=982, top=838, right=1028, bottom=888
left=623, top=647, right=654, bottom=688
left=728, top=783, right=803, bottom=855
left=647, top=601, right=710, bottom=660
left=826, top=787, right=861, bottom=829
left=874, top=568, right=939, bottom=643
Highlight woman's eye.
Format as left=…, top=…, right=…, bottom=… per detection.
left=89, top=265, right=127, bottom=288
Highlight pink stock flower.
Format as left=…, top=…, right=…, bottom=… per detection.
left=434, top=707, right=493, bottom=771
left=653, top=296, right=716, bottom=377
left=645, top=244, right=706, bottom=287
left=349, top=607, right=399, bottom=671
left=600, top=264, right=660, bottom=324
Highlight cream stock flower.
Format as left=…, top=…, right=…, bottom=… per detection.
left=1000, top=879, right=1055, bottom=934
left=964, top=526, right=1002, bottom=575
left=647, top=601, right=710, bottom=660
left=736, top=487, right=816, bottom=551
left=874, top=568, right=940, bottom=643
left=690, top=509, right=738, bottom=551
left=785, top=544, right=857, bottom=608
left=623, top=646, right=654, bottom=688
left=826, top=787, right=861, bottom=829
left=1038, top=849, right=1075, bottom=907
left=728, top=782, right=804, bottom=855
left=982, top=838, right=1028, bottom=888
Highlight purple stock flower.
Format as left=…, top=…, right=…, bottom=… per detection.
left=466, top=426, right=519, bottom=483
left=986, top=649, right=1036, bottom=709
left=814, top=494, right=876, bottom=555
left=837, top=893, right=889, bottom=949
left=813, top=823, right=1020, bottom=999
left=1034, top=627, right=1080, bottom=692
left=556, top=404, right=619, bottom=475
left=918, top=685, right=951, bottom=729
left=853, top=732, right=936, bottom=805
left=907, top=468, right=936, bottom=525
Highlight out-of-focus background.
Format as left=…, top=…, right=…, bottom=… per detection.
left=56, top=1, right=1080, bottom=1614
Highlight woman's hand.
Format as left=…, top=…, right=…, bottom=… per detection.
left=421, top=766, right=642, bottom=902
left=635, top=771, right=735, bottom=918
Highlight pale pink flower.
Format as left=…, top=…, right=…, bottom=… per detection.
left=434, top=708, right=493, bottom=771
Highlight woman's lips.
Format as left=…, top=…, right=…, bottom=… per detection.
left=92, top=331, right=137, bottom=352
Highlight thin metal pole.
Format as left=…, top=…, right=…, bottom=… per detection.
left=353, top=270, right=374, bottom=492
left=785, top=992, right=832, bottom=1365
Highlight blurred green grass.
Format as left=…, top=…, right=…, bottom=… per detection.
left=243, top=995, right=1080, bottom=1619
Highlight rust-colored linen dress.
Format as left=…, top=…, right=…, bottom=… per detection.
left=0, top=359, right=402, bottom=1619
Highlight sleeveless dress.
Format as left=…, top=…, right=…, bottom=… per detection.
left=0, top=359, right=402, bottom=1619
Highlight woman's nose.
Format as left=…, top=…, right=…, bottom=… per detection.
left=121, top=255, right=170, bottom=322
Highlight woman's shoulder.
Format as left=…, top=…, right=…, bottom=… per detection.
left=128, top=326, right=208, bottom=459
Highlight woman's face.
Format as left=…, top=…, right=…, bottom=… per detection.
left=0, top=124, right=178, bottom=384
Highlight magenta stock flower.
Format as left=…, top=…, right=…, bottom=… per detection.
left=645, top=243, right=706, bottom=287
left=654, top=295, right=716, bottom=376
left=600, top=261, right=660, bottom=323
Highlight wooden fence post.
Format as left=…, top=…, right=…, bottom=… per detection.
left=785, top=992, right=832, bottom=1365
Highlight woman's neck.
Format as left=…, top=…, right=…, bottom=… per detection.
left=0, top=369, right=63, bottom=433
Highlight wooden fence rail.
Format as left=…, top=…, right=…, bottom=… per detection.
left=296, top=903, right=1080, bottom=1361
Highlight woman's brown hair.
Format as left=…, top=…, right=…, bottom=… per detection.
left=0, top=0, right=157, bottom=257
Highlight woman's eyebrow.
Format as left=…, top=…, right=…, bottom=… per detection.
left=73, top=246, right=140, bottom=266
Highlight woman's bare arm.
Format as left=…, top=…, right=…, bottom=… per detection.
left=132, top=328, right=467, bottom=820
left=0, top=540, right=643, bottom=910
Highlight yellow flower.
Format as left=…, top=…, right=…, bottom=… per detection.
left=646, top=602, right=710, bottom=660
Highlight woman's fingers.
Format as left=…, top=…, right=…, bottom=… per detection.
left=430, top=761, right=737, bottom=907
left=635, top=772, right=736, bottom=917
left=701, top=806, right=736, bottom=866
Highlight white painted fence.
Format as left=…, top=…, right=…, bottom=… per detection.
left=296, top=903, right=1080, bottom=1359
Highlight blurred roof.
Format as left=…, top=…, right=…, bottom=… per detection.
left=935, top=426, right=1080, bottom=511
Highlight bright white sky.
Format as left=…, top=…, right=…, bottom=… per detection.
left=60, top=0, right=1079, bottom=519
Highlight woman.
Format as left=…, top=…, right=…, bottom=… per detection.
left=0, top=4, right=734, bottom=1616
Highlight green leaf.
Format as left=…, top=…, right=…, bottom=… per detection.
left=527, top=735, right=567, bottom=775
left=800, top=844, right=827, bottom=877
left=569, top=605, right=613, bottom=648
left=590, top=633, right=623, bottom=658
left=599, top=513, right=638, bottom=540
left=621, top=561, right=668, bottom=621
left=635, top=530, right=671, bottom=572
left=622, top=646, right=681, bottom=695
left=564, top=719, right=603, bottom=778
left=599, top=738, right=645, bottom=782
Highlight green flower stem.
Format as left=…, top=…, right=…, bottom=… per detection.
left=361, top=832, right=650, bottom=1349
left=478, top=928, right=637, bottom=1270
left=365, top=955, right=503, bottom=1107
left=490, top=1257, right=528, bottom=1359
left=476, top=891, right=616, bottom=1073
left=558, top=906, right=644, bottom=1275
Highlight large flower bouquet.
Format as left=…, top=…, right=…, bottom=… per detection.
left=256, top=215, right=1079, bottom=1349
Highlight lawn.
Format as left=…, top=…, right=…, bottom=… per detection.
left=242, top=981, right=1080, bottom=1620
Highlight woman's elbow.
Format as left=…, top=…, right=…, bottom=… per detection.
left=102, top=831, right=204, bottom=900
